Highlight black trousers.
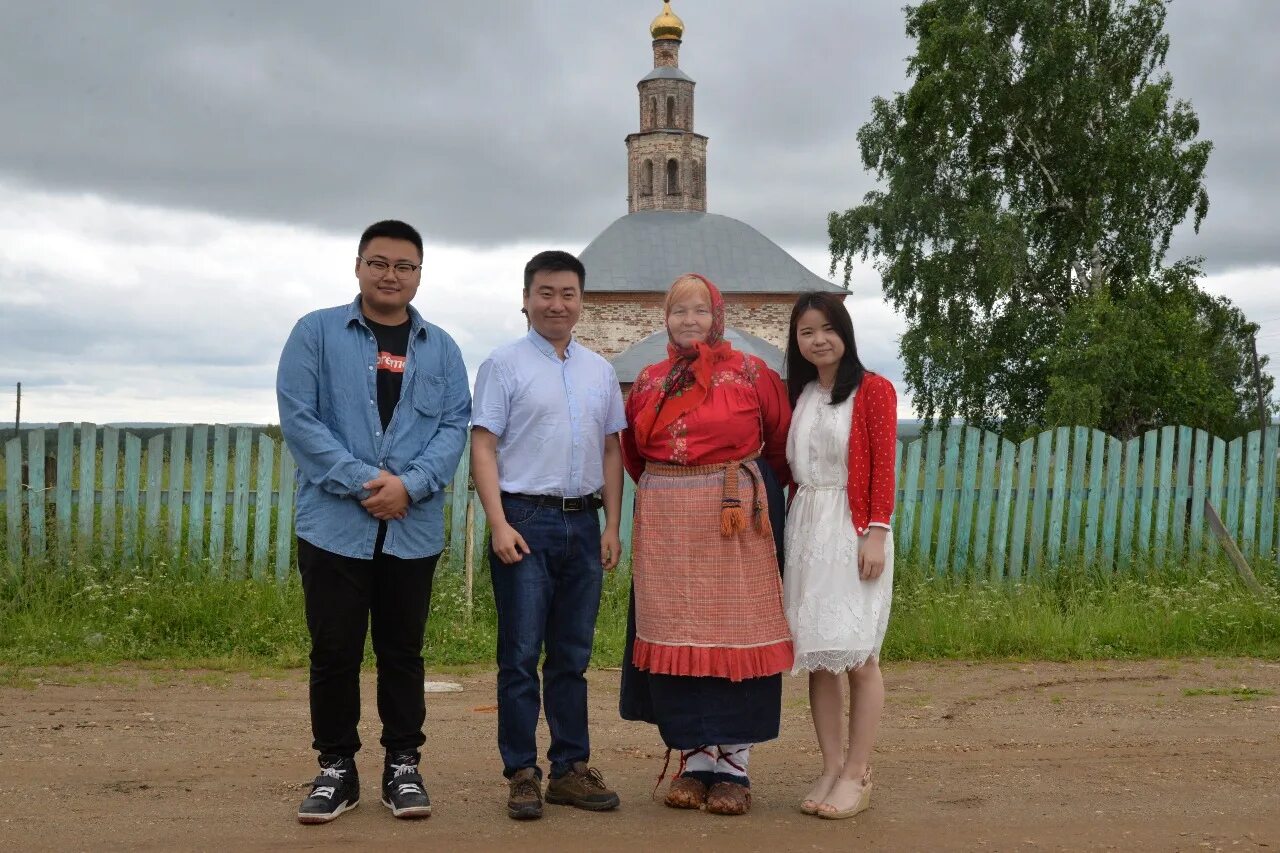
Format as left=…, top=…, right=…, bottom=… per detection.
left=297, top=535, right=439, bottom=759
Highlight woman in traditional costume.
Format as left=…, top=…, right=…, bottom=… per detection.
left=619, top=273, right=792, bottom=816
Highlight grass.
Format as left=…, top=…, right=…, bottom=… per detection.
left=1182, top=686, right=1275, bottom=700
left=884, top=559, right=1280, bottom=660
left=0, top=553, right=1277, bottom=672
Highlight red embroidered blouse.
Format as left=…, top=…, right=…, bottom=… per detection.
left=622, top=354, right=792, bottom=485
left=847, top=373, right=898, bottom=534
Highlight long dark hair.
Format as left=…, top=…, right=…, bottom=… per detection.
left=785, top=291, right=865, bottom=407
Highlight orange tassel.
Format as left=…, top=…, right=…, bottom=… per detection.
left=721, top=506, right=745, bottom=536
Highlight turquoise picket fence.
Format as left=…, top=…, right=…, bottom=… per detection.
left=1, top=423, right=1277, bottom=580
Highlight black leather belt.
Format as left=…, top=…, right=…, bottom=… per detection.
left=500, top=492, right=601, bottom=512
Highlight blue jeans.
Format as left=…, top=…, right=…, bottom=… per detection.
left=490, top=495, right=603, bottom=779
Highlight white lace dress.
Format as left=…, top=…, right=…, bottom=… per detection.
left=783, top=382, right=894, bottom=674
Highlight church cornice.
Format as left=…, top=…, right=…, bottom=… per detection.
left=626, top=131, right=709, bottom=142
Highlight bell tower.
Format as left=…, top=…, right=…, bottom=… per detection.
left=626, top=2, right=708, bottom=213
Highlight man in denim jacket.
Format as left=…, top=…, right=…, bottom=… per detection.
left=277, top=220, right=471, bottom=824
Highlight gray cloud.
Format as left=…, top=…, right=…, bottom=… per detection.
left=1, top=1, right=1274, bottom=272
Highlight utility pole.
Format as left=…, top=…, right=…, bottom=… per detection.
left=1251, top=335, right=1269, bottom=433
left=13, top=381, right=19, bottom=436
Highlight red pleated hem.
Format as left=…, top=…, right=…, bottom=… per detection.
left=632, top=638, right=794, bottom=682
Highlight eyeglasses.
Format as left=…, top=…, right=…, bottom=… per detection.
left=359, top=256, right=422, bottom=279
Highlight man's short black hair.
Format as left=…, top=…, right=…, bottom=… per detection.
left=358, top=220, right=423, bottom=259
left=523, top=250, right=586, bottom=293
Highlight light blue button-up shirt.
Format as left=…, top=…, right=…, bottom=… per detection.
left=276, top=297, right=472, bottom=559
left=472, top=330, right=627, bottom=497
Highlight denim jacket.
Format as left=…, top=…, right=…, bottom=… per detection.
left=277, top=297, right=472, bottom=559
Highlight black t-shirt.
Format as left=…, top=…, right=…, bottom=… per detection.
left=365, top=317, right=411, bottom=430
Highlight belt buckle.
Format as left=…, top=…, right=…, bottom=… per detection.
left=561, top=496, right=584, bottom=512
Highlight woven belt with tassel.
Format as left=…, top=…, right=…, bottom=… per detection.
left=644, top=449, right=768, bottom=537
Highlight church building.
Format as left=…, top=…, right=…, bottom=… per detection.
left=573, top=2, right=847, bottom=390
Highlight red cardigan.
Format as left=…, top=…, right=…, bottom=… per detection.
left=846, top=373, right=898, bottom=535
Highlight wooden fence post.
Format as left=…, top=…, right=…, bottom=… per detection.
left=934, top=426, right=961, bottom=575
left=101, top=427, right=119, bottom=557
left=971, top=430, right=998, bottom=570
left=275, top=445, right=296, bottom=582
left=990, top=438, right=1016, bottom=579
left=168, top=426, right=187, bottom=563
left=5, top=438, right=22, bottom=574
left=143, top=434, right=165, bottom=562
left=55, top=422, right=74, bottom=565
left=188, top=425, right=209, bottom=561
left=1171, top=425, right=1192, bottom=561
left=26, top=429, right=46, bottom=562
left=1046, top=426, right=1070, bottom=565
left=951, top=427, right=980, bottom=574
left=230, top=427, right=252, bottom=575
left=1259, top=426, right=1278, bottom=559
left=252, top=433, right=274, bottom=580
left=1241, top=429, right=1261, bottom=558
left=208, top=426, right=230, bottom=575
left=77, top=422, right=97, bottom=551
left=122, top=433, right=141, bottom=567
left=917, top=430, right=942, bottom=566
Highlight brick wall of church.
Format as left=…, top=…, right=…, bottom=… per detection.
left=626, top=133, right=708, bottom=213
left=574, top=292, right=802, bottom=358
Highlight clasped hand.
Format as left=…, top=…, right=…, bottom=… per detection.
left=362, top=471, right=410, bottom=521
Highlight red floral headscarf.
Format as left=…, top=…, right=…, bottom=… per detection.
left=631, top=273, right=743, bottom=445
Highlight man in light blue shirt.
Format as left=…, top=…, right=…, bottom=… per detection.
left=278, top=220, right=470, bottom=825
left=471, top=250, right=627, bottom=820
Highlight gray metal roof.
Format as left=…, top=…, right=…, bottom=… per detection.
left=610, top=326, right=785, bottom=383
left=580, top=211, right=846, bottom=294
left=639, top=66, right=695, bottom=83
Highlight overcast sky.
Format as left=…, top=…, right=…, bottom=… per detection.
left=1, top=0, right=1277, bottom=424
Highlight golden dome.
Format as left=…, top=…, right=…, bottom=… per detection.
left=650, top=1, right=684, bottom=40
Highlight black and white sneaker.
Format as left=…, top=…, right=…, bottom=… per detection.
left=297, top=756, right=359, bottom=824
left=382, top=753, right=432, bottom=819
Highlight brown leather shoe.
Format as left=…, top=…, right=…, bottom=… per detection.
left=664, top=775, right=709, bottom=809
left=544, top=762, right=620, bottom=811
left=706, top=780, right=752, bottom=816
left=507, top=768, right=543, bottom=820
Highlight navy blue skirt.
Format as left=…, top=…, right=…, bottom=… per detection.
left=618, top=458, right=787, bottom=749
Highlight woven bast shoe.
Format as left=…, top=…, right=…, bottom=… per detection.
left=705, top=780, right=752, bottom=816
left=664, top=775, right=710, bottom=809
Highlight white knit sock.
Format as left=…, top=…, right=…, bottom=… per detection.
left=682, top=745, right=717, bottom=775
left=716, top=743, right=751, bottom=778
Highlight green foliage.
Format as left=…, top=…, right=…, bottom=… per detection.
left=827, top=0, right=1266, bottom=439
left=885, top=559, right=1280, bottom=659
left=1043, top=260, right=1274, bottom=438
left=1, top=554, right=1277, bottom=669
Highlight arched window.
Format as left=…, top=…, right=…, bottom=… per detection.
left=692, top=160, right=703, bottom=199
left=665, top=95, right=676, bottom=127
left=642, top=160, right=654, bottom=196
left=648, top=96, right=657, bottom=129
left=666, top=158, right=680, bottom=194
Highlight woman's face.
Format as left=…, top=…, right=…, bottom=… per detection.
left=794, top=307, right=845, bottom=371
left=667, top=294, right=714, bottom=347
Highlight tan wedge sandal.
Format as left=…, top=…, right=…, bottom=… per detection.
left=800, top=774, right=838, bottom=815
left=816, top=767, right=872, bottom=820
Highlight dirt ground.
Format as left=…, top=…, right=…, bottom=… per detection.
left=1, top=659, right=1277, bottom=852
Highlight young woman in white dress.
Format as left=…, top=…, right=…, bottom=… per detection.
left=783, top=292, right=897, bottom=820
